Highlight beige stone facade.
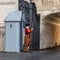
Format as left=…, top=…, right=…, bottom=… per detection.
left=0, top=0, right=60, bottom=50
left=0, top=0, right=18, bottom=51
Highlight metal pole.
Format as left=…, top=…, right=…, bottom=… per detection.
left=29, top=0, right=33, bottom=51
left=29, top=1, right=33, bottom=28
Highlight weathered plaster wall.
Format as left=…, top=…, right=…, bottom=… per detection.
left=0, top=0, right=18, bottom=51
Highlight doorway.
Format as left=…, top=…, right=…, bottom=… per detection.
left=30, top=14, right=40, bottom=50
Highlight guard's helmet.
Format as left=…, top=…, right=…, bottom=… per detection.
left=26, top=23, right=30, bottom=26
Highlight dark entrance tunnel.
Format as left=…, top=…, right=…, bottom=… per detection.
left=40, top=12, right=60, bottom=50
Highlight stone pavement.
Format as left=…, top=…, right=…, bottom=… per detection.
left=0, top=50, right=60, bottom=60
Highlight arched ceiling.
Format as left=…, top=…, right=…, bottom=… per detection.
left=44, top=12, right=60, bottom=24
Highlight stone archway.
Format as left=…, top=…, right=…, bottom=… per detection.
left=40, top=12, right=60, bottom=49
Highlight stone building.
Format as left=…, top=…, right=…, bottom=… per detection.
left=0, top=0, right=60, bottom=51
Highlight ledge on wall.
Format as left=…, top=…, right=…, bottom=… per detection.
left=0, top=2, right=15, bottom=5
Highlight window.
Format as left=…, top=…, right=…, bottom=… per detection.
left=10, top=24, right=12, bottom=28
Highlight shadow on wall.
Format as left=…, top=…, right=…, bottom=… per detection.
left=40, top=12, right=60, bottom=49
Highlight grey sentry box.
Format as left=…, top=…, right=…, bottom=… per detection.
left=5, top=11, right=23, bottom=52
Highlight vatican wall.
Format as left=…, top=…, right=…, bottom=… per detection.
left=0, top=0, right=18, bottom=24
left=0, top=0, right=60, bottom=51
left=0, top=0, right=18, bottom=51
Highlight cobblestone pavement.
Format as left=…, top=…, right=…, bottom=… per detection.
left=0, top=50, right=60, bottom=60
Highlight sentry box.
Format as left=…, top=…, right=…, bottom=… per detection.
left=5, top=11, right=24, bottom=52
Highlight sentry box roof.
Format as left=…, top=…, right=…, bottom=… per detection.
left=5, top=11, right=22, bottom=22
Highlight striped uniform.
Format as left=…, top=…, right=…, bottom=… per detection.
left=24, top=27, right=32, bottom=52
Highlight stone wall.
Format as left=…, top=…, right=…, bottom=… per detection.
left=0, top=0, right=18, bottom=51
left=0, top=0, right=60, bottom=50
left=0, top=26, right=5, bottom=51
left=0, top=0, right=18, bottom=23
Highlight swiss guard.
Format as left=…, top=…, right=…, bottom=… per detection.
left=24, top=23, right=33, bottom=52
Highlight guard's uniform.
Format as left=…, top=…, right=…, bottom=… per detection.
left=24, top=27, right=32, bottom=52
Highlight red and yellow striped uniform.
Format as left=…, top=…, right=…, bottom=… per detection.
left=24, top=27, right=32, bottom=52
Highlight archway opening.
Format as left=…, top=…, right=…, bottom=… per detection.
left=40, top=12, right=60, bottom=51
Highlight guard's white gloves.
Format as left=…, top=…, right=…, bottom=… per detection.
left=31, top=28, right=33, bottom=30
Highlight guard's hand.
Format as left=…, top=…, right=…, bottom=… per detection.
left=31, top=28, right=33, bottom=30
